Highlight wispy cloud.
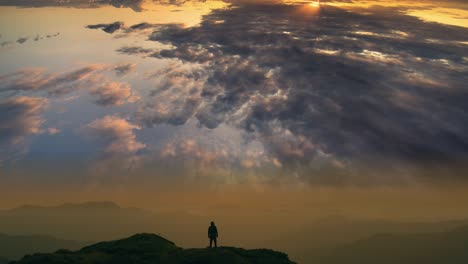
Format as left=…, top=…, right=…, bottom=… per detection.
left=0, top=96, right=48, bottom=146
left=0, top=33, right=60, bottom=48
left=0, top=96, right=48, bottom=164
left=0, top=63, right=140, bottom=106
left=0, top=64, right=107, bottom=94
left=90, top=81, right=140, bottom=106
left=84, top=115, right=145, bottom=168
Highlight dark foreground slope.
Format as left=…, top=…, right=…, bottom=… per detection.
left=12, top=233, right=295, bottom=264
left=317, top=225, right=468, bottom=264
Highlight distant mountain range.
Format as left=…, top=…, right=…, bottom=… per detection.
left=0, top=233, right=84, bottom=261
left=0, top=256, right=9, bottom=264
left=11, top=201, right=122, bottom=211
left=316, top=225, right=468, bottom=264
left=0, top=202, right=208, bottom=246
left=10, top=233, right=296, bottom=264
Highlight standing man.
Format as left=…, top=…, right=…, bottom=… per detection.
left=208, top=221, right=218, bottom=248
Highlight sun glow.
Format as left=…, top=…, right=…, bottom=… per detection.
left=299, top=0, right=320, bottom=15
left=309, top=1, right=320, bottom=7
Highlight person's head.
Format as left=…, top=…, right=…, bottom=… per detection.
left=211, top=221, right=215, bottom=226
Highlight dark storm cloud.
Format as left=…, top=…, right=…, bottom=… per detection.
left=46, top=32, right=60, bottom=38
left=0, top=41, right=12, bottom=47
left=123, top=22, right=162, bottom=34
left=153, top=0, right=206, bottom=6
left=136, top=3, right=468, bottom=178
left=2, top=33, right=61, bottom=46
left=116, top=46, right=154, bottom=55
left=137, top=62, right=208, bottom=126
left=87, top=21, right=162, bottom=35
left=108, top=0, right=144, bottom=11
left=16, top=37, right=28, bottom=44
left=129, top=22, right=155, bottom=30
left=113, top=63, right=137, bottom=76
left=0, top=0, right=144, bottom=12
left=87, top=22, right=124, bottom=34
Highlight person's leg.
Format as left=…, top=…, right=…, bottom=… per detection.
left=210, top=238, right=213, bottom=248
left=214, top=238, right=217, bottom=248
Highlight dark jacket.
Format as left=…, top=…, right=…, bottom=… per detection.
left=208, top=225, right=218, bottom=238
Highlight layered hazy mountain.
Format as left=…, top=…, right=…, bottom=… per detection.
left=0, top=202, right=157, bottom=242
left=270, top=215, right=468, bottom=263
left=0, top=256, right=9, bottom=264
left=0, top=201, right=208, bottom=245
left=2, top=201, right=468, bottom=263
left=316, top=225, right=468, bottom=264
left=0, top=233, right=84, bottom=261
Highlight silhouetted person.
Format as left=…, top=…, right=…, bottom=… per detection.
left=208, top=221, right=218, bottom=248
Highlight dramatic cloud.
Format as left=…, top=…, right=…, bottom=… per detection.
left=3, top=1, right=467, bottom=183
left=138, top=62, right=207, bottom=126
left=159, top=137, right=272, bottom=168
left=84, top=115, right=145, bottom=167
left=160, top=138, right=230, bottom=165
left=90, top=81, right=140, bottom=106
left=153, top=131, right=284, bottom=184
left=134, top=3, right=468, bottom=180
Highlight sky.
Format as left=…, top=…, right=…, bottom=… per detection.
left=1, top=0, right=468, bottom=221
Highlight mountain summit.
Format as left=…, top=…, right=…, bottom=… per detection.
left=12, top=233, right=296, bottom=264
